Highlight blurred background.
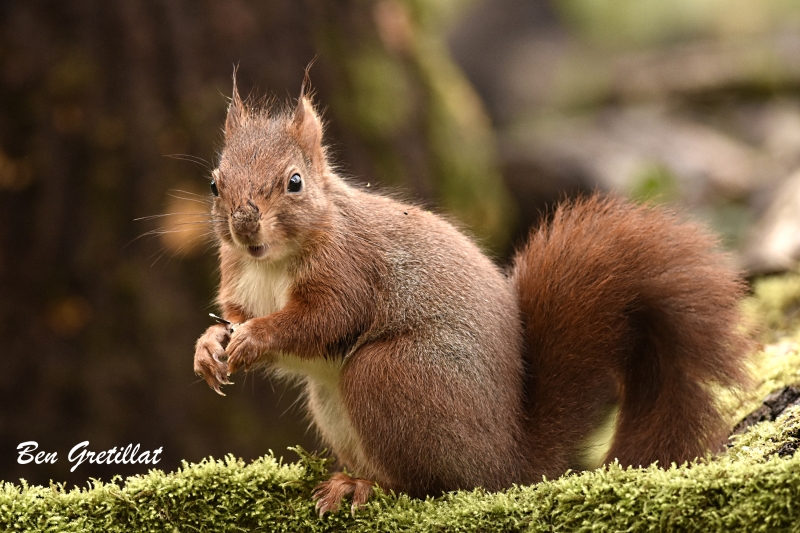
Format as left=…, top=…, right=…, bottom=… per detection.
left=2, top=0, right=800, bottom=487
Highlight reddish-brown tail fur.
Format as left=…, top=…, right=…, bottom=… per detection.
left=510, top=195, right=752, bottom=477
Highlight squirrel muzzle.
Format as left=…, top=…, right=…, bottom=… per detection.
left=230, top=204, right=260, bottom=243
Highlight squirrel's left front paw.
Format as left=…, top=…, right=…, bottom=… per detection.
left=226, top=321, right=269, bottom=374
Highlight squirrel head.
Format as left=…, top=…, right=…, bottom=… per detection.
left=211, top=72, right=333, bottom=263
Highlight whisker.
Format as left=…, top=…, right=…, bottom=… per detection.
left=168, top=189, right=213, bottom=203
left=134, top=212, right=213, bottom=221
left=126, top=229, right=176, bottom=247
left=164, top=154, right=213, bottom=169
left=168, top=231, right=217, bottom=260
left=137, top=224, right=211, bottom=238
left=199, top=236, right=220, bottom=255
left=171, top=188, right=211, bottom=198
left=146, top=229, right=218, bottom=266
left=170, top=221, right=217, bottom=229
left=148, top=247, right=171, bottom=267
left=166, top=193, right=212, bottom=206
left=127, top=223, right=218, bottom=248
left=127, top=229, right=184, bottom=248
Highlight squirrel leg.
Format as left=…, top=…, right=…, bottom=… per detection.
left=339, top=337, right=528, bottom=496
left=312, top=472, right=374, bottom=516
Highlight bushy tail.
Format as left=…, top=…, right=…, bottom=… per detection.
left=510, top=195, right=752, bottom=477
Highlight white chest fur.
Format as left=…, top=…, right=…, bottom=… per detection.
left=232, top=258, right=293, bottom=318
left=274, top=355, right=373, bottom=477
left=232, top=258, right=373, bottom=477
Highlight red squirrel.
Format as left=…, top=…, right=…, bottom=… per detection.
left=193, top=75, right=752, bottom=515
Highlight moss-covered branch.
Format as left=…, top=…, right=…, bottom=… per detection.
left=5, top=272, right=800, bottom=532
left=4, top=426, right=800, bottom=532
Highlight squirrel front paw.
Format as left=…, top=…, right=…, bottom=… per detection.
left=194, top=324, right=232, bottom=395
left=226, top=320, right=270, bottom=375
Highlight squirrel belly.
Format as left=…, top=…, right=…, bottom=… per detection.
left=192, top=76, right=752, bottom=513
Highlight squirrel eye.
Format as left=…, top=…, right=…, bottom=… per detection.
left=287, top=173, right=302, bottom=193
left=210, top=179, right=219, bottom=197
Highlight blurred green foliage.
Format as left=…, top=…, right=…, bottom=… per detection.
left=556, top=0, right=800, bottom=47
left=629, top=163, right=681, bottom=203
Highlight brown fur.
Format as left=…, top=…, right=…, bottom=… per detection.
left=510, top=197, right=753, bottom=477
left=192, top=76, right=752, bottom=513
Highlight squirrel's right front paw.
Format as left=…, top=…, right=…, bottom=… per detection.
left=194, top=324, right=232, bottom=395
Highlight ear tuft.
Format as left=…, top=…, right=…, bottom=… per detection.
left=226, top=67, right=244, bottom=136
left=292, top=61, right=324, bottom=168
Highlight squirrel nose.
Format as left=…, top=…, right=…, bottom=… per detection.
left=231, top=204, right=260, bottom=238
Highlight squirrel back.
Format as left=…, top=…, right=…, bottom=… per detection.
left=193, top=77, right=752, bottom=513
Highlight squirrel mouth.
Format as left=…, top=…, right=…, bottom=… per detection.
left=246, top=244, right=268, bottom=259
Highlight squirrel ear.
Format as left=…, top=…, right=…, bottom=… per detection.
left=226, top=70, right=244, bottom=136
left=292, top=79, right=324, bottom=167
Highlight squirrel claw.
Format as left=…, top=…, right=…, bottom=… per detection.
left=312, top=473, right=374, bottom=517
left=212, top=375, right=232, bottom=395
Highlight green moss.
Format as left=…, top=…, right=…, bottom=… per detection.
left=6, top=274, right=800, bottom=532
left=4, top=435, right=800, bottom=532
left=746, top=271, right=800, bottom=342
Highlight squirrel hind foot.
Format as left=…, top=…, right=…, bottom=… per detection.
left=312, top=472, right=374, bottom=517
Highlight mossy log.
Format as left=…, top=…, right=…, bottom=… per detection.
left=5, top=273, right=800, bottom=532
